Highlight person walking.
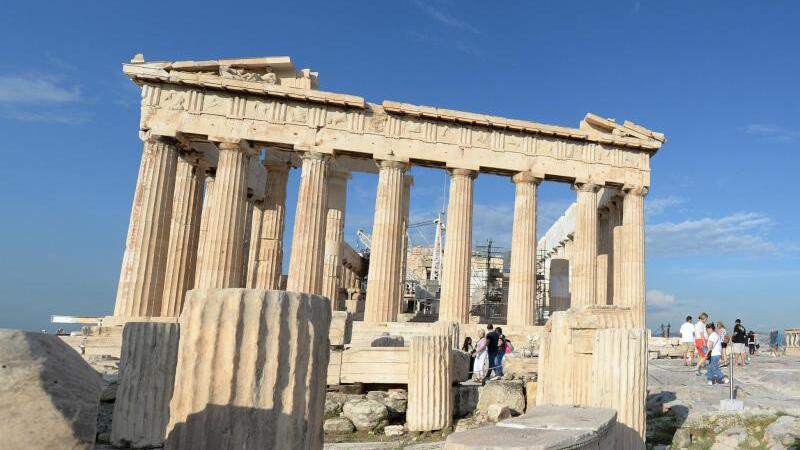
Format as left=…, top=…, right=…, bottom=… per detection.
left=494, top=327, right=507, bottom=378
left=705, top=322, right=730, bottom=385
left=485, top=324, right=500, bottom=379
left=717, top=321, right=729, bottom=365
left=679, top=315, right=696, bottom=366
left=747, top=331, right=757, bottom=357
left=694, top=312, right=709, bottom=375
left=732, top=319, right=747, bottom=367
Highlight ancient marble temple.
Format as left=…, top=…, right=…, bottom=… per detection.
left=111, top=54, right=665, bottom=328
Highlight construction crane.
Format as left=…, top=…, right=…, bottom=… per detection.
left=356, top=229, right=372, bottom=257
left=430, top=212, right=445, bottom=282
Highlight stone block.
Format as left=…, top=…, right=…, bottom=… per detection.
left=342, top=398, right=389, bottom=431
left=445, top=405, right=617, bottom=450
left=0, top=329, right=103, bottom=449
left=453, top=384, right=480, bottom=418
left=371, top=333, right=404, bottom=347
left=329, top=311, right=352, bottom=346
left=165, top=289, right=331, bottom=450
left=591, top=328, right=647, bottom=450
left=526, top=381, right=538, bottom=411
left=324, top=416, right=355, bottom=434
left=111, top=322, right=180, bottom=448
left=452, top=349, right=470, bottom=382
left=407, top=334, right=453, bottom=432
left=340, top=347, right=409, bottom=384
left=477, top=379, right=526, bottom=416
left=488, top=404, right=511, bottom=422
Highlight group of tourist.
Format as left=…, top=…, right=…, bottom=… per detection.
left=461, top=323, right=513, bottom=384
left=679, top=313, right=758, bottom=386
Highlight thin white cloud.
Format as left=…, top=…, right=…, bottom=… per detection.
left=647, top=289, right=677, bottom=312
left=744, top=124, right=800, bottom=143
left=0, top=75, right=81, bottom=104
left=0, top=110, right=90, bottom=125
left=632, top=1, right=641, bottom=14
left=413, top=1, right=479, bottom=34
left=647, top=212, right=777, bottom=256
left=646, top=195, right=684, bottom=216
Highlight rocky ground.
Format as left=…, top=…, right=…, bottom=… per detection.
left=646, top=354, right=800, bottom=449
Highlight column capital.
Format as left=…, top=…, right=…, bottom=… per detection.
left=142, top=133, right=179, bottom=146
left=573, top=182, right=600, bottom=193
left=511, top=172, right=543, bottom=185
left=215, top=139, right=257, bottom=155
left=622, top=185, right=649, bottom=197
left=377, top=159, right=409, bottom=171
left=299, top=151, right=331, bottom=162
left=449, top=168, right=477, bottom=178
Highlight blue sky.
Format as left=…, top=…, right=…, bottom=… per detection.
left=1, top=1, right=798, bottom=332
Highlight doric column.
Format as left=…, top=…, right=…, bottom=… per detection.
left=399, top=175, right=414, bottom=309
left=596, top=206, right=611, bottom=306
left=241, top=195, right=255, bottom=284
left=160, top=153, right=205, bottom=317
left=114, top=135, right=179, bottom=318
left=286, top=152, right=330, bottom=294
left=250, top=161, right=291, bottom=289
left=321, top=170, right=350, bottom=308
left=438, top=169, right=476, bottom=324
left=611, top=198, right=624, bottom=305
left=195, top=141, right=252, bottom=289
left=620, top=186, right=648, bottom=327
left=194, top=170, right=215, bottom=276
left=571, top=182, right=600, bottom=306
left=364, top=160, right=408, bottom=323
left=507, top=172, right=541, bottom=328
left=245, top=198, right=264, bottom=288
left=407, top=335, right=453, bottom=432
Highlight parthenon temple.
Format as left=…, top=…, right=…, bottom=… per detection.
left=112, top=54, right=663, bottom=328
left=65, top=54, right=671, bottom=450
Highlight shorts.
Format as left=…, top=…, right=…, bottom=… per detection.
left=695, top=338, right=707, bottom=358
left=732, top=343, right=746, bottom=354
left=681, top=342, right=695, bottom=352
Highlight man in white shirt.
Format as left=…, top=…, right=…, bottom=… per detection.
left=694, top=312, right=709, bottom=375
left=679, top=315, right=696, bottom=366
left=705, top=322, right=729, bottom=385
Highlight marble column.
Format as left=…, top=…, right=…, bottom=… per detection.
left=241, top=195, right=255, bottom=283
left=195, top=141, right=252, bottom=289
left=160, top=153, right=205, bottom=317
left=114, top=135, right=178, bottom=318
left=286, top=152, right=330, bottom=294
left=245, top=198, right=264, bottom=288
left=194, top=170, right=215, bottom=277
left=620, top=186, right=648, bottom=327
left=321, top=170, right=350, bottom=309
left=399, top=175, right=414, bottom=310
left=571, top=182, right=599, bottom=306
left=507, top=172, right=541, bottom=328
left=438, top=169, right=476, bottom=324
left=364, top=160, right=408, bottom=323
left=596, top=207, right=611, bottom=306
left=610, top=197, right=625, bottom=305
left=250, top=161, right=291, bottom=290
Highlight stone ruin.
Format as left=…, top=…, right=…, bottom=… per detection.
left=2, top=53, right=672, bottom=450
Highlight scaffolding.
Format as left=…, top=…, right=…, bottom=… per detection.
left=470, top=239, right=507, bottom=323
left=535, top=248, right=550, bottom=325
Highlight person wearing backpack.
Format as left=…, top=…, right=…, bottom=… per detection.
left=732, top=319, right=747, bottom=367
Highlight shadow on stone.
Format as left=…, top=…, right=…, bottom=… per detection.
left=165, top=404, right=310, bottom=450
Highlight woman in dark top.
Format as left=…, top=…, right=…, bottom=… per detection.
left=462, top=337, right=475, bottom=374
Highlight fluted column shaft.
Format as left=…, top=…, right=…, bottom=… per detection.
left=241, top=197, right=255, bottom=283
left=439, top=169, right=476, bottom=324
left=399, top=175, right=414, bottom=309
left=612, top=200, right=624, bottom=305
left=195, top=171, right=215, bottom=276
left=251, top=162, right=290, bottom=289
left=407, top=335, right=453, bottom=432
left=321, top=170, right=350, bottom=308
left=572, top=183, right=600, bottom=306
left=596, top=207, right=611, bottom=306
left=620, top=187, right=648, bottom=327
left=245, top=199, right=264, bottom=287
left=364, top=160, right=408, bottom=323
left=507, top=173, right=541, bottom=328
left=195, top=141, right=252, bottom=289
left=114, top=136, right=179, bottom=317
left=160, top=154, right=205, bottom=317
left=286, top=152, right=330, bottom=294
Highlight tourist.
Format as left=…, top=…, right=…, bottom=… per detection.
left=694, top=312, right=709, bottom=375
left=485, top=325, right=501, bottom=379
left=747, top=331, right=757, bottom=356
left=680, top=315, right=696, bottom=366
left=494, top=327, right=506, bottom=378
left=717, top=321, right=729, bottom=365
left=769, top=330, right=780, bottom=357
left=732, top=319, right=747, bottom=367
left=462, top=336, right=475, bottom=374
left=473, top=330, right=489, bottom=383
left=704, top=322, right=729, bottom=385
